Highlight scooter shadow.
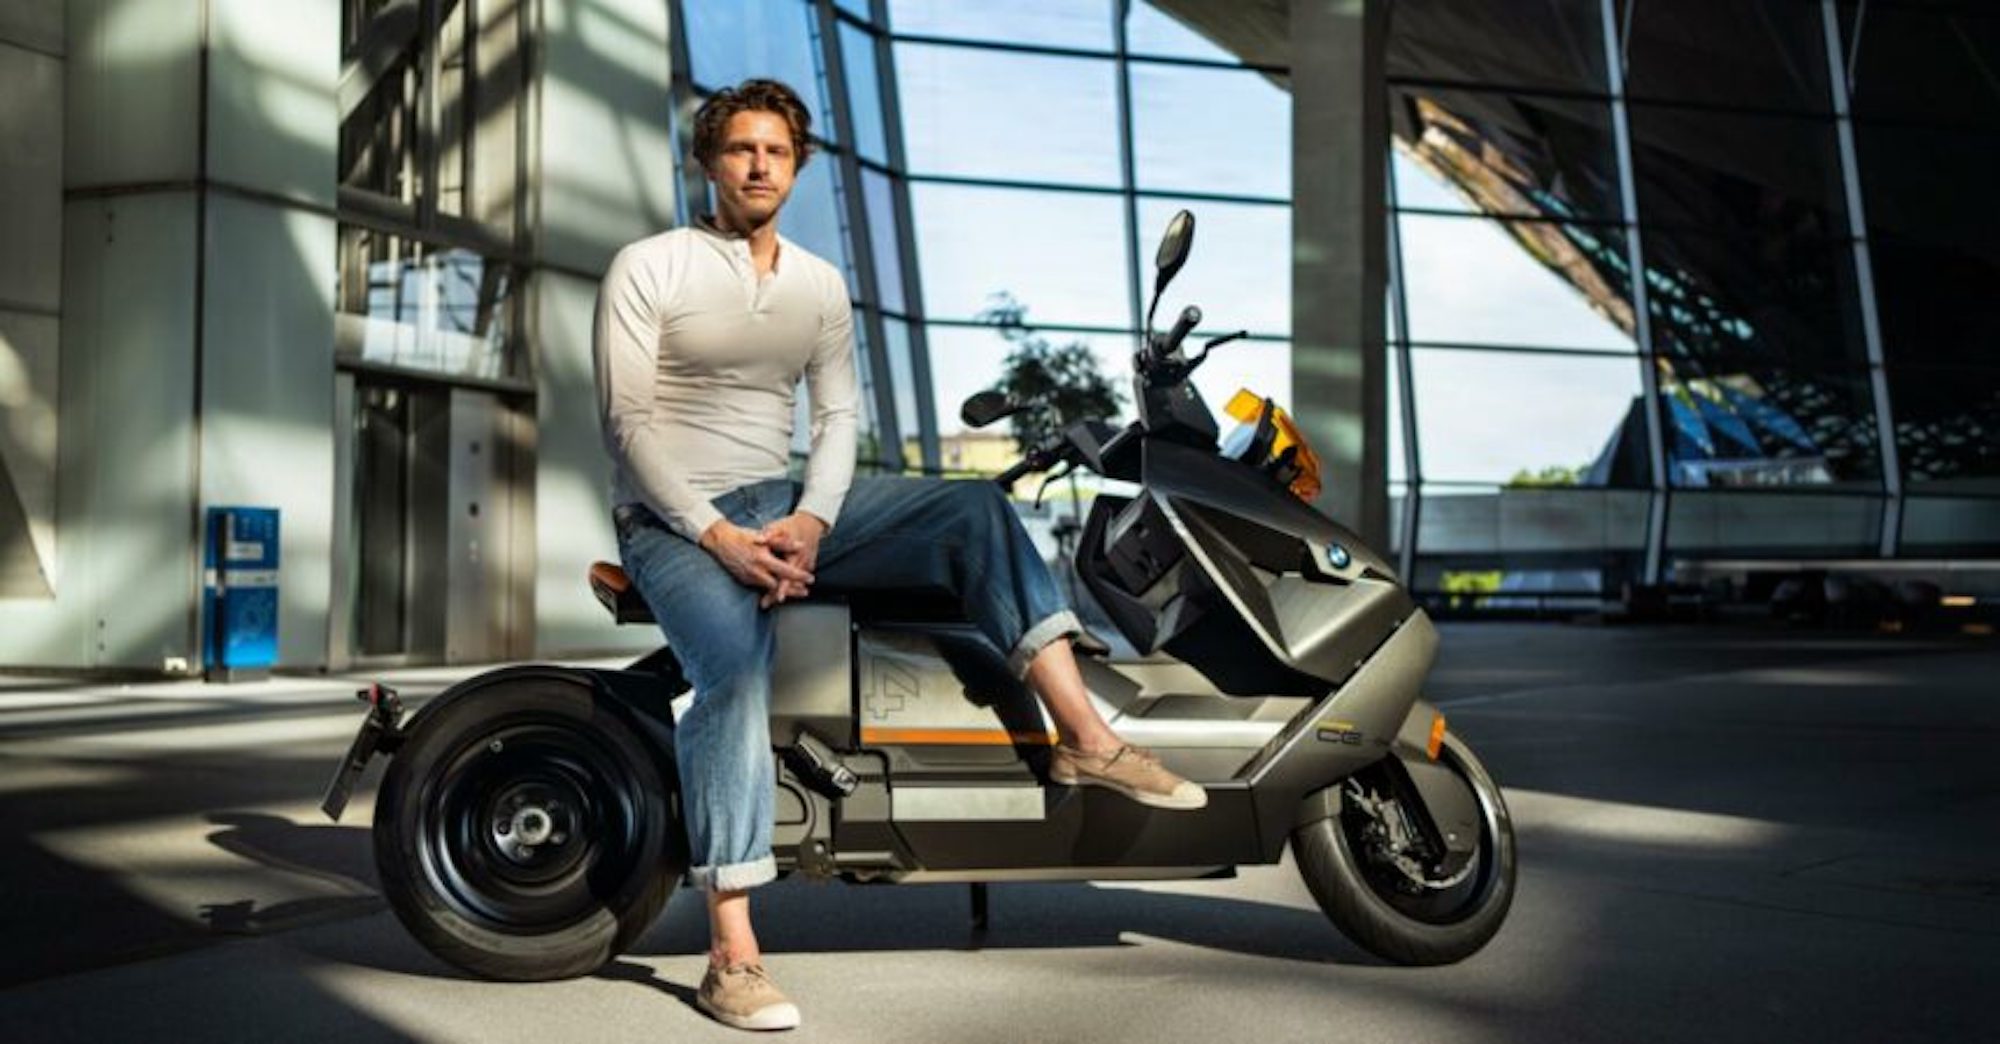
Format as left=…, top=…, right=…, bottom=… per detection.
left=200, top=811, right=1384, bottom=977
left=632, top=875, right=1386, bottom=967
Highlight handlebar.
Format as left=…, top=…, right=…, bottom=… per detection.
left=1155, top=304, right=1202, bottom=361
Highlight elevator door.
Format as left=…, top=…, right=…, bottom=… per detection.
left=348, top=380, right=522, bottom=664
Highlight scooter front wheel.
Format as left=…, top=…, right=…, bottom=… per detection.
left=373, top=676, right=683, bottom=981
left=1292, top=732, right=1516, bottom=965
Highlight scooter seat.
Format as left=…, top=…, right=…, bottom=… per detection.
left=587, top=562, right=1109, bottom=655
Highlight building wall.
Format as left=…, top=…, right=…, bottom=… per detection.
left=0, top=3, right=67, bottom=604
left=0, top=0, right=340, bottom=671
left=530, top=0, right=677, bottom=657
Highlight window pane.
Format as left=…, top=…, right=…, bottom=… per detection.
left=1130, top=62, right=1289, bottom=198
left=1659, top=363, right=1883, bottom=488
left=1628, top=103, right=1847, bottom=234
left=1397, top=212, right=1637, bottom=351
left=1388, top=0, right=1607, bottom=94
left=836, top=0, right=872, bottom=22
left=1639, top=224, right=1867, bottom=369
left=896, top=42, right=1120, bottom=186
left=1411, top=348, right=1643, bottom=486
left=1389, top=86, right=1623, bottom=222
left=1845, top=4, right=2000, bottom=129
left=683, top=0, right=833, bottom=135
left=926, top=324, right=1134, bottom=441
left=882, top=316, right=923, bottom=458
left=1890, top=365, right=2000, bottom=488
left=912, top=182, right=1132, bottom=327
left=861, top=169, right=905, bottom=313
left=783, top=154, right=852, bottom=283
left=1136, top=197, right=1289, bottom=337
left=888, top=0, right=1113, bottom=51
left=335, top=226, right=516, bottom=380
left=1856, top=123, right=2000, bottom=370
left=838, top=23, right=888, bottom=165
left=1126, top=1, right=1239, bottom=63
left=1627, top=0, right=1832, bottom=113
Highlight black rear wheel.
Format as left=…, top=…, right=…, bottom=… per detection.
left=1293, top=733, right=1515, bottom=965
left=373, top=675, right=682, bottom=981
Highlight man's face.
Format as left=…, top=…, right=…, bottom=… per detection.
left=707, top=110, right=797, bottom=226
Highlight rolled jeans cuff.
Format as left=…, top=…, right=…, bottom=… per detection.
left=688, top=855, right=778, bottom=893
left=1007, top=609, right=1084, bottom=678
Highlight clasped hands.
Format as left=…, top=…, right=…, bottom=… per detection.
left=698, top=512, right=827, bottom=610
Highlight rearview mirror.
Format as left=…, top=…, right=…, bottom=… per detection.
left=1153, top=209, right=1195, bottom=294
left=960, top=391, right=1021, bottom=429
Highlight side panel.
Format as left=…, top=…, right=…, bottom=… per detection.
left=769, top=602, right=855, bottom=747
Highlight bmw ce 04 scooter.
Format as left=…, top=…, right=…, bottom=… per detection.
left=322, top=209, right=1517, bottom=981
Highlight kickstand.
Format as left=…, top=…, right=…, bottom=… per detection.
left=969, top=883, right=990, bottom=933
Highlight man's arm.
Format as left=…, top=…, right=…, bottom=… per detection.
left=593, top=243, right=725, bottom=543
left=793, top=272, right=860, bottom=529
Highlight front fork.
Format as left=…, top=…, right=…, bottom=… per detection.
left=1297, top=699, right=1483, bottom=880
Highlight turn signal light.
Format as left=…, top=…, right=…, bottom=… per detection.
left=1427, top=713, right=1448, bottom=760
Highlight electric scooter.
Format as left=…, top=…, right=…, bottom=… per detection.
left=322, top=210, right=1516, bottom=981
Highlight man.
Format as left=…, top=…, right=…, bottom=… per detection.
left=594, top=79, right=1204, bottom=1033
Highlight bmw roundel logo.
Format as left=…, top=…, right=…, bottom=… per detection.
left=1325, top=543, right=1351, bottom=570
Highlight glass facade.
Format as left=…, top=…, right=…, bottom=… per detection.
left=669, top=0, right=1997, bottom=607
left=1383, top=0, right=1999, bottom=598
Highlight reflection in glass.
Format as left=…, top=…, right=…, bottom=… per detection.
left=838, top=23, right=888, bottom=165
left=683, top=0, right=833, bottom=134
left=1387, top=0, right=1607, bottom=94
left=335, top=226, right=516, bottom=380
left=1388, top=87, right=1623, bottom=222
left=1410, top=348, right=1643, bottom=486
left=895, top=42, right=1121, bottom=186
left=1657, top=363, right=1882, bottom=487
left=1638, top=224, right=1866, bottom=369
left=1888, top=366, right=2000, bottom=487
left=1136, top=197, right=1290, bottom=336
left=1626, top=0, right=1831, bottom=113
left=339, top=3, right=424, bottom=202
left=1628, top=103, right=1847, bottom=234
left=910, top=182, right=1131, bottom=327
left=888, top=0, right=1113, bottom=51
left=1396, top=212, right=1636, bottom=351
left=1130, top=62, right=1290, bottom=199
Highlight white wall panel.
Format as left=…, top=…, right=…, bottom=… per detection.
left=0, top=41, right=62, bottom=310
left=534, top=0, right=676, bottom=272
left=0, top=195, right=198, bottom=668
left=0, top=310, right=59, bottom=593
left=64, top=0, right=198, bottom=187
left=207, top=0, right=336, bottom=206
left=532, top=268, right=647, bottom=655
left=199, top=193, right=336, bottom=669
left=0, top=0, right=64, bottom=55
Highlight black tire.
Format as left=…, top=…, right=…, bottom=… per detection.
left=372, top=675, right=683, bottom=981
left=1293, top=733, right=1516, bottom=965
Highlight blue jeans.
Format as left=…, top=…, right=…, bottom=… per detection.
left=613, top=476, right=1081, bottom=892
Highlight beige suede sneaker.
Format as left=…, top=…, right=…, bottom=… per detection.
left=1048, top=743, right=1208, bottom=810
left=696, top=962, right=801, bottom=1032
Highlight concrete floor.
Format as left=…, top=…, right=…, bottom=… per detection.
left=0, top=623, right=1995, bottom=1043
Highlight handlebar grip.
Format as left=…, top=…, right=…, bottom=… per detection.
left=994, top=456, right=1036, bottom=488
left=1158, top=305, right=1202, bottom=358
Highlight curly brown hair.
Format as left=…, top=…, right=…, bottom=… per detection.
left=692, top=79, right=815, bottom=171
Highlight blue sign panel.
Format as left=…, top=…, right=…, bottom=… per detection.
left=203, top=507, right=280, bottom=676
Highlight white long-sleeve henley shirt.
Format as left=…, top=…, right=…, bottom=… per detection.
left=593, top=220, right=858, bottom=542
